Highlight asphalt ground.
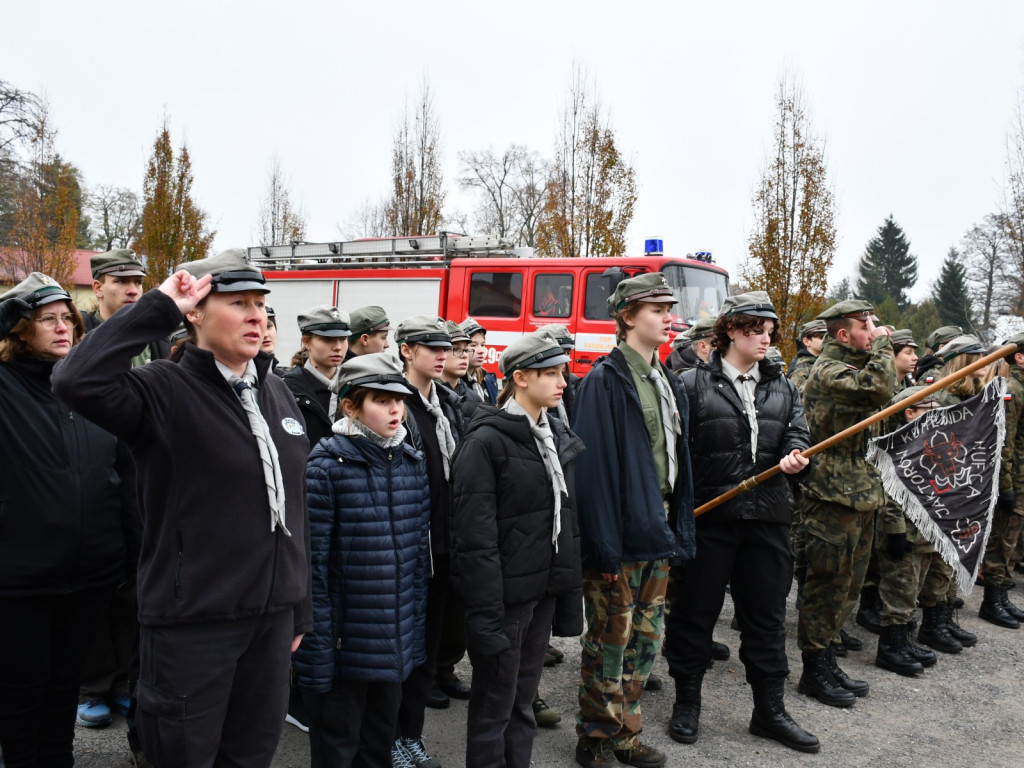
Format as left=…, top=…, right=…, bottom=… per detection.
left=73, top=581, right=1024, bottom=767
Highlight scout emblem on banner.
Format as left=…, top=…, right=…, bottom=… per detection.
left=866, top=378, right=1007, bottom=594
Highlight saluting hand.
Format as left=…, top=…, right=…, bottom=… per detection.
left=779, top=449, right=809, bottom=475
left=159, top=270, right=213, bottom=315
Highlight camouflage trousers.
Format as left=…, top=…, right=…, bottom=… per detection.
left=797, top=500, right=875, bottom=652
left=877, top=522, right=931, bottom=626
left=576, top=560, right=669, bottom=749
left=919, top=554, right=955, bottom=607
left=981, top=506, right=1024, bottom=588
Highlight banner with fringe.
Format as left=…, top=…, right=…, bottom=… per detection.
left=866, top=378, right=1006, bottom=595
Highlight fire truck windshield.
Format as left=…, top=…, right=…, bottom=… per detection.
left=661, top=264, right=729, bottom=331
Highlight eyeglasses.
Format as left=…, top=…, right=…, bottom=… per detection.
left=450, top=347, right=470, bottom=358
left=35, top=313, right=75, bottom=329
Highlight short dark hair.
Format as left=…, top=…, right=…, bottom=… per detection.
left=825, top=317, right=855, bottom=339
left=713, top=313, right=778, bottom=351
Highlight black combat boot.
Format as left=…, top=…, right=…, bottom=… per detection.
left=797, top=651, right=856, bottom=708
left=824, top=645, right=869, bottom=696
left=919, top=604, right=965, bottom=651
left=855, top=585, right=883, bottom=635
left=749, top=678, right=820, bottom=753
left=668, top=672, right=702, bottom=744
left=1000, top=586, right=1024, bottom=622
left=944, top=602, right=977, bottom=647
left=903, top=625, right=937, bottom=667
left=979, top=586, right=1020, bottom=628
left=875, top=624, right=924, bottom=676
left=840, top=628, right=863, bottom=651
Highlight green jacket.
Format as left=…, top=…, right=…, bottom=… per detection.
left=1001, top=366, right=1024, bottom=500
left=787, top=352, right=816, bottom=391
left=801, top=336, right=896, bottom=511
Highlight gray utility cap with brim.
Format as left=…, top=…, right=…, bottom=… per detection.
left=926, top=325, right=963, bottom=352
left=337, top=352, right=414, bottom=399
left=91, top=248, right=146, bottom=279
left=298, top=305, right=352, bottom=337
left=1, top=272, right=72, bottom=309
left=891, top=385, right=940, bottom=408
left=349, top=306, right=391, bottom=337
left=396, top=315, right=452, bottom=348
left=890, top=328, right=918, bottom=348
left=687, top=316, right=717, bottom=342
left=446, top=321, right=470, bottom=344
left=609, top=272, right=677, bottom=312
left=939, top=334, right=986, bottom=362
left=719, top=290, right=778, bottom=321
left=533, top=323, right=573, bottom=349
left=499, top=331, right=570, bottom=376
left=816, top=299, right=875, bottom=321
left=460, top=316, right=487, bottom=337
left=177, top=249, right=269, bottom=293
left=798, top=319, right=827, bottom=339
left=1005, top=332, right=1024, bottom=349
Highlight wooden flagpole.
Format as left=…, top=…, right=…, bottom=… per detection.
left=694, top=342, right=1017, bottom=518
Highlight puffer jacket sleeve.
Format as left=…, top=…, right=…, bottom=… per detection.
left=293, top=459, right=338, bottom=693
left=451, top=431, right=511, bottom=657
left=572, top=366, right=625, bottom=574
left=413, top=463, right=431, bottom=668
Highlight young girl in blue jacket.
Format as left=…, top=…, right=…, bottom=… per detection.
left=294, top=352, right=431, bottom=768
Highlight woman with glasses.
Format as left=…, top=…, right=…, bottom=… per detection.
left=0, top=273, right=137, bottom=768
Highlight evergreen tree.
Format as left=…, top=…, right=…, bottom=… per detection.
left=856, top=215, right=919, bottom=309
left=931, top=248, right=974, bottom=330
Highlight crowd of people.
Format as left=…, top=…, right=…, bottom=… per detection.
left=1, top=247, right=1022, bottom=768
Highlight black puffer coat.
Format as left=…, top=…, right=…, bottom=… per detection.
left=450, top=406, right=585, bottom=657
left=680, top=352, right=812, bottom=525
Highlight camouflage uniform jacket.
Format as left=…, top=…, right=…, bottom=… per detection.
left=787, top=350, right=816, bottom=391
left=800, top=336, right=896, bottom=511
left=1001, top=366, right=1024, bottom=501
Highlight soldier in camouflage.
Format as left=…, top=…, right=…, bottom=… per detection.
left=787, top=319, right=826, bottom=391
left=796, top=300, right=896, bottom=708
left=979, top=332, right=1024, bottom=628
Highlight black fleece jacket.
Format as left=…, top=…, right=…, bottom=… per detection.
left=53, top=290, right=313, bottom=633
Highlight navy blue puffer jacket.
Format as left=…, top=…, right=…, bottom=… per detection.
left=294, top=432, right=431, bottom=691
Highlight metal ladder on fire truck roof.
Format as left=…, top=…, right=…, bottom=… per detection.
left=247, top=232, right=520, bottom=271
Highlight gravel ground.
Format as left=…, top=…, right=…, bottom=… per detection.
left=74, top=582, right=1024, bottom=767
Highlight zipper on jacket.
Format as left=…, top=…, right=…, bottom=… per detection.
left=174, top=529, right=184, bottom=598
left=387, top=449, right=404, bottom=673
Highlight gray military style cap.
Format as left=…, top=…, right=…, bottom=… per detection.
left=609, top=272, right=677, bottom=312
left=687, top=316, right=717, bottom=342
left=798, top=319, right=827, bottom=339
left=926, top=325, right=962, bottom=352
left=1005, top=332, right=1024, bottom=349
left=298, top=305, right=352, bottom=337
left=91, top=248, right=146, bottom=279
left=395, top=315, right=452, bottom=348
left=337, top=352, right=414, bottom=399
left=891, top=385, right=940, bottom=408
left=719, top=290, right=778, bottom=321
left=446, top=321, right=470, bottom=344
left=1, top=272, right=72, bottom=309
left=890, top=328, right=918, bottom=348
left=533, top=323, right=573, bottom=350
left=939, top=334, right=986, bottom=362
left=816, top=299, right=875, bottom=321
left=460, top=316, right=487, bottom=337
left=499, top=331, right=570, bottom=376
left=177, top=249, right=269, bottom=293
left=349, top=306, right=391, bottom=337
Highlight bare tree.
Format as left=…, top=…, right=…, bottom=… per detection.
left=88, top=184, right=142, bottom=250
left=744, top=75, right=837, bottom=360
left=459, top=146, right=521, bottom=239
left=0, top=80, right=43, bottom=158
left=1001, top=91, right=1024, bottom=315
left=385, top=81, right=445, bottom=237
left=339, top=197, right=389, bottom=240
left=511, top=150, right=547, bottom=248
left=963, top=214, right=1010, bottom=332
left=256, top=156, right=307, bottom=246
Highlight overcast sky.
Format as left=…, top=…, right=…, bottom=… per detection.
left=5, top=1, right=1024, bottom=300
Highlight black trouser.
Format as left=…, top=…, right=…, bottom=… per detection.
left=0, top=586, right=112, bottom=768
left=435, top=589, right=466, bottom=680
left=135, top=610, right=293, bottom=768
left=397, top=554, right=450, bottom=739
left=303, top=681, right=403, bottom=768
left=663, top=520, right=792, bottom=684
left=79, top=580, right=138, bottom=699
left=466, top=596, right=556, bottom=768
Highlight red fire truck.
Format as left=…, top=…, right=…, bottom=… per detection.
left=248, top=233, right=729, bottom=377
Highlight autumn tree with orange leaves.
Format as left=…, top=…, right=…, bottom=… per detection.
left=744, top=76, right=836, bottom=360
left=133, top=120, right=214, bottom=288
left=538, top=71, right=637, bottom=258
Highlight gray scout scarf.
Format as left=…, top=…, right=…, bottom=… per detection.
left=420, top=382, right=457, bottom=480
left=219, top=361, right=290, bottom=536
left=304, top=358, right=341, bottom=421
left=647, top=365, right=682, bottom=490
left=334, top=415, right=407, bottom=450
left=503, top=397, right=567, bottom=551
